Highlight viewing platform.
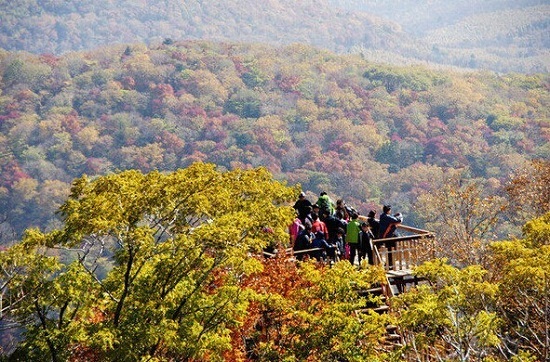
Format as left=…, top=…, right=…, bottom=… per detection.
left=263, top=223, right=436, bottom=348
left=373, top=224, right=435, bottom=296
left=265, top=223, right=436, bottom=297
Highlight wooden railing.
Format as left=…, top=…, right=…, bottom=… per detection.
left=373, top=224, right=436, bottom=273
left=264, top=224, right=435, bottom=272
left=264, top=247, right=333, bottom=260
left=371, top=225, right=436, bottom=297
left=264, top=224, right=435, bottom=299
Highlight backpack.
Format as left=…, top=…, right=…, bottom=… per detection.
left=316, top=195, right=333, bottom=215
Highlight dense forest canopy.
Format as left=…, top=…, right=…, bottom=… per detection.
left=0, top=41, right=548, bottom=244
left=0, top=0, right=402, bottom=54
left=0, top=0, right=548, bottom=73
left=0, top=165, right=548, bottom=361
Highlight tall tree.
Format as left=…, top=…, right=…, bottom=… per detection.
left=489, top=212, right=550, bottom=361
left=394, top=259, right=501, bottom=362
left=394, top=213, right=550, bottom=362
left=505, top=159, right=550, bottom=222
left=0, top=162, right=297, bottom=361
left=415, top=172, right=507, bottom=267
left=228, top=256, right=390, bottom=361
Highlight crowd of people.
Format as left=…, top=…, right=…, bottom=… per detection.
left=290, top=191, right=403, bottom=268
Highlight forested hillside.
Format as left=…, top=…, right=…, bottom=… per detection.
left=0, top=0, right=548, bottom=73
left=0, top=41, right=548, bottom=244
left=0, top=0, right=404, bottom=55
left=332, top=0, right=548, bottom=35
left=332, top=0, right=550, bottom=73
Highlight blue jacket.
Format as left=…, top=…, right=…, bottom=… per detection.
left=379, top=213, right=403, bottom=238
left=311, top=235, right=332, bottom=260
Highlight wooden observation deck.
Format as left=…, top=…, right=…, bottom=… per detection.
left=373, top=224, right=435, bottom=297
left=266, top=223, right=435, bottom=297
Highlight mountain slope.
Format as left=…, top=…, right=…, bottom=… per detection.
left=0, top=41, right=548, bottom=242
left=1, top=0, right=548, bottom=73
left=0, top=0, right=405, bottom=54
left=331, top=0, right=548, bottom=35
left=331, top=0, right=550, bottom=72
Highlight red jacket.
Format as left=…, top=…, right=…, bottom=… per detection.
left=311, top=220, right=329, bottom=240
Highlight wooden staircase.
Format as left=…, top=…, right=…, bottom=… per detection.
left=359, top=224, right=436, bottom=351
left=355, top=284, right=404, bottom=351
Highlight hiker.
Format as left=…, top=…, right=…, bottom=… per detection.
left=336, top=199, right=356, bottom=222
left=310, top=230, right=334, bottom=262
left=288, top=214, right=303, bottom=245
left=293, top=192, right=312, bottom=223
left=311, top=212, right=329, bottom=240
left=335, top=210, right=348, bottom=227
left=379, top=205, right=403, bottom=269
left=379, top=205, right=403, bottom=239
left=359, top=222, right=375, bottom=265
left=334, top=227, right=346, bottom=261
left=366, top=210, right=380, bottom=239
left=346, top=212, right=361, bottom=265
left=311, top=203, right=321, bottom=218
left=316, top=191, right=335, bottom=216
left=294, top=221, right=314, bottom=261
left=322, top=208, right=346, bottom=245
left=335, top=199, right=350, bottom=221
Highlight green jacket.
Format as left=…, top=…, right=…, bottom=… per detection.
left=346, top=219, right=361, bottom=244
left=316, top=194, right=335, bottom=214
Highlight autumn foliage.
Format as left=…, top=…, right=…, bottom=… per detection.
left=0, top=41, right=548, bottom=246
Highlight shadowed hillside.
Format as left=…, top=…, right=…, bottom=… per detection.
left=0, top=0, right=404, bottom=54
left=0, top=0, right=548, bottom=73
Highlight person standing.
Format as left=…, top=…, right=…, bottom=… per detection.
left=346, top=212, right=361, bottom=265
left=335, top=199, right=350, bottom=221
left=310, top=231, right=334, bottom=262
left=293, top=192, right=312, bottom=223
left=288, top=214, right=303, bottom=246
left=316, top=191, right=335, bottom=216
left=378, top=205, right=403, bottom=269
left=322, top=209, right=346, bottom=244
left=359, top=222, right=375, bottom=265
left=322, top=209, right=346, bottom=262
left=366, top=210, right=380, bottom=240
left=335, top=227, right=346, bottom=261
left=311, top=212, right=329, bottom=240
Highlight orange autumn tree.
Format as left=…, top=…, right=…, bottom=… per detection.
left=226, top=254, right=391, bottom=362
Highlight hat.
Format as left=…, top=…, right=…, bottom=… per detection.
left=312, top=204, right=320, bottom=209
left=299, top=191, right=306, bottom=197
